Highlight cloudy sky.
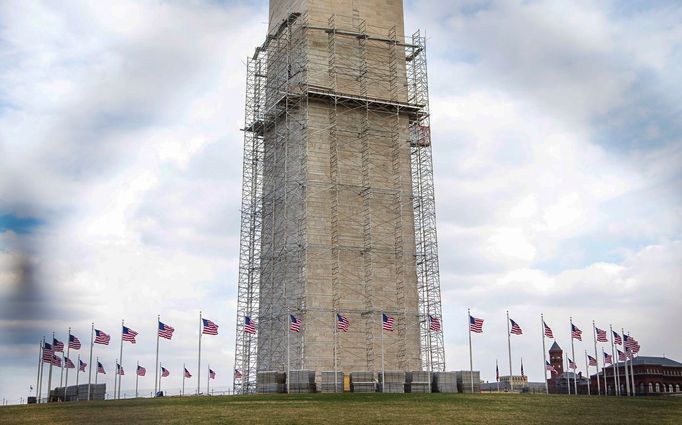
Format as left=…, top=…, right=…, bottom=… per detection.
left=1, top=0, right=680, bottom=402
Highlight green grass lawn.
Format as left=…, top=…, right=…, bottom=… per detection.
left=1, top=393, right=681, bottom=424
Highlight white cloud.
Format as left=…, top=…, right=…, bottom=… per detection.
left=410, top=0, right=682, bottom=382
left=0, top=0, right=265, bottom=399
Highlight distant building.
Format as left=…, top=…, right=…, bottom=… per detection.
left=500, top=375, right=528, bottom=387
left=481, top=375, right=545, bottom=393
left=591, top=356, right=682, bottom=395
left=547, top=341, right=589, bottom=394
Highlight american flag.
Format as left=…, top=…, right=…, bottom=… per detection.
left=625, top=347, right=634, bottom=360
left=382, top=313, right=394, bottom=331
left=543, top=321, right=554, bottom=338
left=568, top=358, right=577, bottom=369
left=69, top=334, right=81, bottom=350
left=290, top=315, right=301, bottom=332
left=65, top=357, right=75, bottom=369
left=603, top=352, right=613, bottom=365
left=613, top=331, right=622, bottom=345
left=587, top=355, right=597, bottom=367
left=158, top=322, right=174, bottom=339
left=117, top=363, right=125, bottom=376
left=337, top=314, right=349, bottom=332
left=509, top=318, right=523, bottom=335
left=94, top=329, right=110, bottom=345
left=624, top=334, right=638, bottom=350
left=184, top=368, right=192, bottom=378
left=137, top=365, right=146, bottom=376
left=617, top=349, right=626, bottom=362
left=545, top=361, right=558, bottom=375
left=53, top=338, right=64, bottom=353
left=202, top=318, right=219, bottom=335
left=595, top=327, right=608, bottom=342
left=161, top=367, right=170, bottom=377
left=210, top=369, right=216, bottom=379
left=97, top=361, right=106, bottom=374
left=79, top=360, right=87, bottom=372
left=571, top=324, right=582, bottom=341
left=469, top=315, right=484, bottom=333
left=244, top=316, right=257, bottom=334
left=234, top=369, right=242, bottom=379
left=429, top=315, right=441, bottom=332
left=122, top=326, right=138, bottom=343
left=42, top=342, right=53, bottom=363
left=51, top=354, right=62, bottom=367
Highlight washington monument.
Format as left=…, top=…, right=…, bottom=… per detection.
left=234, top=0, right=444, bottom=392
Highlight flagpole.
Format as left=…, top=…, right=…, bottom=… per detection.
left=59, top=351, right=68, bottom=390
left=521, top=357, right=524, bottom=386
left=114, top=353, right=117, bottom=400
left=621, top=327, right=630, bottom=396
left=154, top=315, right=160, bottom=396
left=627, top=333, right=635, bottom=395
left=118, top=319, right=124, bottom=400
left=496, top=359, right=499, bottom=392
left=506, top=311, right=513, bottom=392
left=609, top=324, right=619, bottom=395
left=592, top=321, right=601, bottom=395
left=569, top=317, right=577, bottom=395
left=601, top=348, right=607, bottom=395
left=76, top=354, right=80, bottom=398
left=115, top=357, right=119, bottom=398
left=35, top=339, right=42, bottom=403
left=64, top=328, right=71, bottom=401
left=135, top=361, right=139, bottom=398
left=158, top=362, right=162, bottom=395
left=624, top=329, right=635, bottom=396
left=565, top=357, right=570, bottom=394
left=380, top=312, right=385, bottom=392
left=207, top=364, right=210, bottom=395
left=182, top=363, right=185, bottom=396
left=59, top=334, right=65, bottom=397
left=87, top=323, right=94, bottom=401
left=198, top=311, right=202, bottom=396
left=287, top=311, right=290, bottom=394
left=241, top=322, right=247, bottom=395
left=95, top=357, right=99, bottom=386
left=629, top=351, right=635, bottom=395
left=584, top=350, right=591, bottom=395
left=625, top=332, right=634, bottom=396
left=427, top=315, right=433, bottom=393
left=47, top=331, right=54, bottom=402
left=35, top=339, right=41, bottom=401
left=467, top=308, right=473, bottom=393
left=333, top=312, right=338, bottom=393
left=540, top=314, right=548, bottom=394
left=40, top=337, right=46, bottom=403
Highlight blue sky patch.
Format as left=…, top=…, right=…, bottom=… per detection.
left=0, top=213, right=44, bottom=234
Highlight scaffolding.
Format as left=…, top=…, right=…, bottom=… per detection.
left=408, top=31, right=447, bottom=374
left=233, top=12, right=445, bottom=394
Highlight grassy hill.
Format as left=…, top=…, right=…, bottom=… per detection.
left=1, top=393, right=681, bottom=424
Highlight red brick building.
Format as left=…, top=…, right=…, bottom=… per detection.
left=592, top=356, right=682, bottom=395
left=547, top=341, right=589, bottom=394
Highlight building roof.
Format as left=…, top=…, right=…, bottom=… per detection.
left=552, top=371, right=587, bottom=380
left=604, top=356, right=682, bottom=368
left=549, top=341, right=562, bottom=352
